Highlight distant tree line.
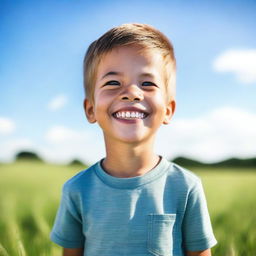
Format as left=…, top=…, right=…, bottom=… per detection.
left=16, top=151, right=42, bottom=161
left=15, top=151, right=85, bottom=166
left=13, top=150, right=256, bottom=168
left=172, top=156, right=256, bottom=168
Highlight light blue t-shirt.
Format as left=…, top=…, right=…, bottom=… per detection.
left=50, top=157, right=217, bottom=256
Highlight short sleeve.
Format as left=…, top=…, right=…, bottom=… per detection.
left=50, top=185, right=85, bottom=248
left=182, top=179, right=217, bottom=251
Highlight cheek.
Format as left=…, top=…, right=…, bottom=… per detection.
left=95, top=89, right=117, bottom=102
left=151, top=93, right=167, bottom=110
left=93, top=94, right=112, bottom=117
left=151, top=95, right=169, bottom=122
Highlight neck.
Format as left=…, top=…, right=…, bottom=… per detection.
left=102, top=137, right=160, bottom=178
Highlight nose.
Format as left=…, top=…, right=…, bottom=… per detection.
left=120, top=84, right=144, bottom=102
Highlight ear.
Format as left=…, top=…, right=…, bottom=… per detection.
left=83, top=99, right=97, bottom=123
left=163, top=99, right=176, bottom=125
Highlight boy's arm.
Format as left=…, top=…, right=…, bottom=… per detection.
left=63, top=248, right=84, bottom=256
left=182, top=180, right=217, bottom=253
left=186, top=249, right=211, bottom=256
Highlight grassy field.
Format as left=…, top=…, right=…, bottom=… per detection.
left=0, top=161, right=255, bottom=256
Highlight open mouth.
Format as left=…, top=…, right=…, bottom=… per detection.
left=112, top=111, right=148, bottom=120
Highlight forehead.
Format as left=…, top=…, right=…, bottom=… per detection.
left=96, top=45, right=165, bottom=79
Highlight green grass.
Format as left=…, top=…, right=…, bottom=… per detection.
left=192, top=168, right=256, bottom=256
left=0, top=161, right=255, bottom=256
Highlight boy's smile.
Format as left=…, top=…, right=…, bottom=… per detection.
left=84, top=44, right=175, bottom=145
left=112, top=106, right=148, bottom=123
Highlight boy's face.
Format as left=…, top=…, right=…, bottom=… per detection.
left=84, top=45, right=175, bottom=145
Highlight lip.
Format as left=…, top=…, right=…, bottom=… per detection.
left=112, top=106, right=149, bottom=116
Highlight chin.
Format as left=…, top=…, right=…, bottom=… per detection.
left=116, top=133, right=151, bottom=144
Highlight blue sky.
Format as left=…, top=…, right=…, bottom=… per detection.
left=1, top=0, right=256, bottom=164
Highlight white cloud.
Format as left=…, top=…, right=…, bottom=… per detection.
left=0, top=117, right=15, bottom=134
left=46, top=126, right=86, bottom=143
left=47, top=94, right=68, bottom=111
left=43, top=125, right=105, bottom=164
left=156, top=107, right=256, bottom=163
left=213, top=49, right=256, bottom=84
left=0, top=138, right=34, bottom=162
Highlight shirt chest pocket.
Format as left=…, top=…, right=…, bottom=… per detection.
left=147, top=214, right=176, bottom=256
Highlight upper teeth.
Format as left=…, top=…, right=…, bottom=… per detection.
left=115, top=111, right=146, bottom=119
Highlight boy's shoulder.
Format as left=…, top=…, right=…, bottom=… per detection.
left=62, top=162, right=98, bottom=194
left=167, top=161, right=202, bottom=190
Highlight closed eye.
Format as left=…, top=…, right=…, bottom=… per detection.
left=141, top=81, right=158, bottom=87
left=104, top=80, right=120, bottom=86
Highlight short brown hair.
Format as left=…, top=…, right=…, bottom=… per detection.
left=83, top=23, right=176, bottom=103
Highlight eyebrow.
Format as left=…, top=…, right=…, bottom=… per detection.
left=101, top=71, right=121, bottom=80
left=101, top=71, right=155, bottom=80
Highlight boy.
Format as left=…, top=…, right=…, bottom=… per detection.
left=50, top=23, right=217, bottom=256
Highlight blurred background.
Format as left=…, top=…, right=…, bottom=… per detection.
left=1, top=0, right=256, bottom=165
left=0, top=0, right=255, bottom=255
